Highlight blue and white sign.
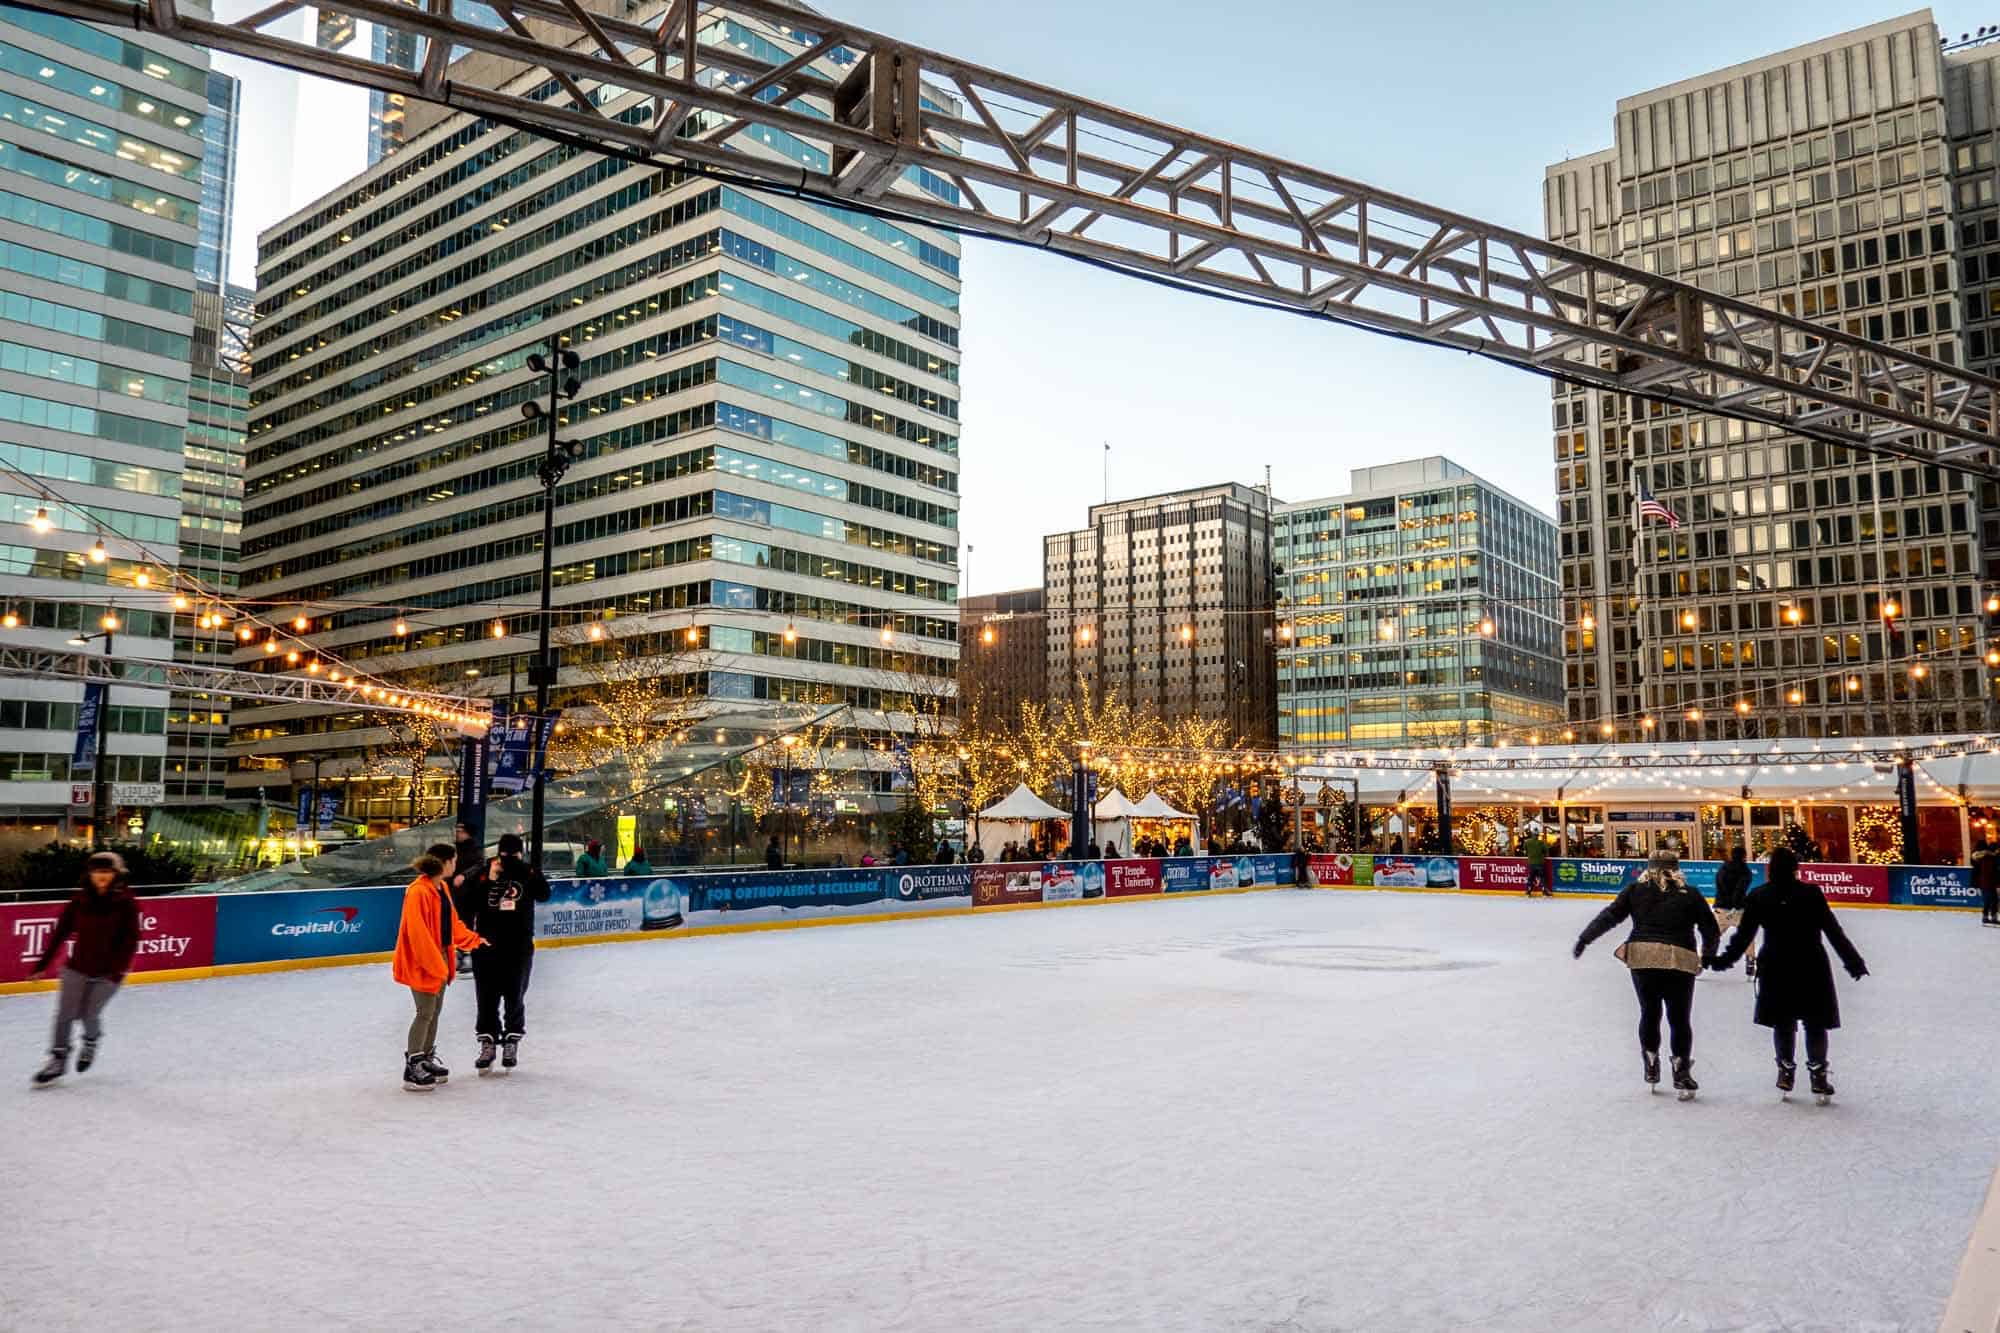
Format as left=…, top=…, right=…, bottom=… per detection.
left=213, top=886, right=403, bottom=965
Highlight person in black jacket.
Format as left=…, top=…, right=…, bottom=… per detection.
left=1710, top=848, right=1867, bottom=1101
left=765, top=836, right=783, bottom=870
left=449, top=823, right=485, bottom=977
left=1713, top=846, right=1755, bottom=976
left=29, top=851, right=140, bottom=1087
left=1573, top=851, right=1721, bottom=1098
left=470, top=832, right=551, bottom=1072
left=1972, top=835, right=2000, bottom=925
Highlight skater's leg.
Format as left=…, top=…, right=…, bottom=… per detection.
left=1803, top=1024, right=1829, bottom=1066
left=1773, top=1021, right=1797, bottom=1065
left=407, top=987, right=443, bottom=1055
left=1660, top=971, right=1695, bottom=1063
left=77, top=976, right=119, bottom=1043
left=471, top=949, right=501, bottom=1038
left=1630, top=970, right=1665, bottom=1053
left=48, top=968, right=89, bottom=1054
left=502, top=951, right=526, bottom=1037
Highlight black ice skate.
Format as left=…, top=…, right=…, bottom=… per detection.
left=421, top=1049, right=449, bottom=1084
left=31, top=1049, right=66, bottom=1088
left=1642, top=1050, right=1661, bottom=1092
left=475, top=1036, right=496, bottom=1074
left=1671, top=1057, right=1698, bottom=1101
left=1745, top=957, right=1757, bottom=979
left=402, top=1053, right=437, bottom=1092
left=501, top=1034, right=520, bottom=1070
left=1776, top=1061, right=1796, bottom=1097
left=76, top=1039, right=97, bottom=1074
left=1807, top=1062, right=1835, bottom=1105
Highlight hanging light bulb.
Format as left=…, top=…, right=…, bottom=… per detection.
left=1279, top=620, right=1294, bottom=642
left=1579, top=609, right=1596, bottom=631
left=491, top=620, right=507, bottom=638
left=1787, top=688, right=1804, bottom=704
left=292, top=615, right=309, bottom=632
left=980, top=625, right=995, bottom=645
left=1561, top=728, right=1576, bottom=742
left=28, top=505, right=50, bottom=534
left=306, top=660, right=321, bottom=674
left=687, top=625, right=700, bottom=645
left=1987, top=648, right=2000, bottom=668
left=1846, top=675, right=1862, bottom=693
left=100, top=613, right=118, bottom=631
left=88, top=538, right=106, bottom=564
left=1987, top=593, right=2000, bottom=614
left=171, top=593, right=188, bottom=611
left=1377, top=621, right=1395, bottom=641
left=1735, top=699, right=1752, bottom=715
left=1477, top=617, right=1495, bottom=637
left=588, top=623, right=604, bottom=641
left=1882, top=598, right=1901, bottom=619
left=0, top=610, right=15, bottom=630
left=263, top=639, right=278, bottom=654
left=1783, top=604, right=1803, bottom=625
left=1180, top=624, right=1194, bottom=643
left=1078, top=625, right=1092, bottom=644
left=238, top=626, right=254, bottom=642
left=1599, top=721, right=1615, bottom=737
left=1910, top=663, right=1929, bottom=680
left=880, top=624, right=893, bottom=643
left=1641, top=715, right=1656, bottom=731
left=394, top=619, right=408, bottom=636
left=285, top=650, right=300, bottom=665
left=133, top=570, right=150, bottom=589
left=1680, top=609, right=1697, bottom=629
left=782, top=623, right=796, bottom=644
left=1686, top=706, right=1704, bottom=721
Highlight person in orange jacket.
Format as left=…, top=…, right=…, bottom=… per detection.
left=394, top=843, right=485, bottom=1090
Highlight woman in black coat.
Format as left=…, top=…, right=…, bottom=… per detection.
left=1712, top=846, right=1756, bottom=976
left=1710, top=848, right=1868, bottom=1101
left=1573, top=851, right=1721, bottom=1098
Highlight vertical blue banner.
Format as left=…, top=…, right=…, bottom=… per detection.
left=458, top=734, right=488, bottom=844
left=72, top=680, right=104, bottom=772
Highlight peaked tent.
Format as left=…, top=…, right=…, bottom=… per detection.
left=1092, top=787, right=1138, bottom=853
left=974, top=783, right=1069, bottom=860
left=1128, top=790, right=1200, bottom=851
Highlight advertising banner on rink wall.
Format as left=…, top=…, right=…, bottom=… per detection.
left=1305, top=854, right=1373, bottom=887
left=1890, top=865, right=1978, bottom=908
left=973, top=864, right=1043, bottom=907
left=1798, top=861, right=1892, bottom=906
left=0, top=895, right=217, bottom=985
left=1458, top=856, right=1530, bottom=892
left=213, top=886, right=401, bottom=965
left=1104, top=858, right=1163, bottom=898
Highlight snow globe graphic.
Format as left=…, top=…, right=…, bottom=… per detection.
left=1425, top=857, right=1456, bottom=888
left=641, top=878, right=685, bottom=930
left=1234, top=856, right=1258, bottom=886
left=1076, top=861, right=1106, bottom=899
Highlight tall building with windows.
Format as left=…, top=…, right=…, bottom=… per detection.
left=0, top=9, right=206, bottom=844
left=1544, top=11, right=2000, bottom=743
left=365, top=1, right=508, bottom=164
left=195, top=68, right=237, bottom=292
left=165, top=284, right=247, bottom=807
left=232, top=13, right=962, bottom=821
left=1044, top=483, right=1277, bottom=747
left=1274, top=458, right=1563, bottom=752
left=957, top=587, right=1046, bottom=722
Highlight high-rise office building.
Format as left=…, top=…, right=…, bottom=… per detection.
left=1544, top=11, right=2000, bottom=743
left=1044, top=483, right=1277, bottom=746
left=365, top=1, right=507, bottom=164
left=1273, top=458, right=1563, bottom=752
left=165, top=283, right=247, bottom=807
left=0, top=9, right=207, bottom=843
left=232, top=12, right=962, bottom=821
left=957, top=587, right=1046, bottom=721
left=195, top=68, right=237, bottom=292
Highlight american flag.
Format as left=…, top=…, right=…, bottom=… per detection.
left=1633, top=475, right=1682, bottom=529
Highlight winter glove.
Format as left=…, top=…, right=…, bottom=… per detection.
left=1571, top=939, right=1586, bottom=960
left=1846, top=961, right=1868, bottom=980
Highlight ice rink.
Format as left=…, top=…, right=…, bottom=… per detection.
left=4, top=887, right=1995, bottom=1331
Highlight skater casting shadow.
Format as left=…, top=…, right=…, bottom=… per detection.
left=1708, top=847, right=1868, bottom=1103
left=1571, top=850, right=1720, bottom=1099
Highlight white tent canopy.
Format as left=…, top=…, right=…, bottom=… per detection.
left=1093, top=788, right=1138, bottom=819
left=1092, top=788, right=1137, bottom=853
left=1132, top=791, right=1195, bottom=820
left=979, top=784, right=1066, bottom=821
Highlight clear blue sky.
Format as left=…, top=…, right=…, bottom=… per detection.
left=227, top=1, right=1970, bottom=591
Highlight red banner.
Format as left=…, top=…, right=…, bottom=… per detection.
left=1459, top=856, right=1532, bottom=891
left=0, top=895, right=217, bottom=984
left=1798, top=862, right=1891, bottom=905
left=972, top=864, right=1043, bottom=907
left=1104, top=859, right=1163, bottom=898
left=1307, top=854, right=1359, bottom=886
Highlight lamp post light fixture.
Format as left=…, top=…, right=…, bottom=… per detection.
left=520, top=340, right=586, bottom=869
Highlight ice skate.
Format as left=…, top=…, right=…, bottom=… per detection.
left=420, top=1049, right=449, bottom=1084
left=1671, top=1057, right=1698, bottom=1101
left=1642, top=1050, right=1661, bottom=1092
left=31, top=1050, right=65, bottom=1088
left=402, top=1054, right=437, bottom=1092
left=1776, top=1061, right=1796, bottom=1097
left=501, top=1034, right=520, bottom=1070
left=76, top=1039, right=98, bottom=1074
left=475, top=1036, right=496, bottom=1074
left=1745, top=956, right=1757, bottom=979
left=1808, top=1062, right=1834, bottom=1106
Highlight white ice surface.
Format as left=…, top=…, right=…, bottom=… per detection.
left=3, top=890, right=1996, bottom=1332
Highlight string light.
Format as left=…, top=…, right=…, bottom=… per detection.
left=1783, top=604, right=1803, bottom=624
left=1882, top=598, right=1901, bottom=619
left=99, top=613, right=117, bottom=631
left=980, top=625, right=995, bottom=644
left=1910, top=663, right=1929, bottom=680
left=1685, top=706, right=1703, bottom=721
left=263, top=639, right=278, bottom=654
left=1078, top=625, right=1093, bottom=644
left=687, top=625, right=701, bottom=645
left=171, top=593, right=188, bottom=611
left=1579, top=610, right=1596, bottom=631
left=394, top=619, right=408, bottom=636
left=491, top=620, right=507, bottom=638
left=589, top=623, right=605, bottom=641
left=1377, top=621, right=1395, bottom=640
left=1680, top=609, right=1697, bottom=629
left=880, top=625, right=893, bottom=643
left=28, top=506, right=50, bottom=534
left=1477, top=617, right=1495, bottom=637
left=1788, top=688, right=1804, bottom=704
left=1735, top=699, right=1752, bottom=715
left=237, top=626, right=254, bottom=642
left=133, top=570, right=150, bottom=589
left=0, top=610, right=15, bottom=630
left=1180, top=624, right=1194, bottom=643
left=88, top=538, right=106, bottom=564
left=1988, top=594, right=2000, bottom=614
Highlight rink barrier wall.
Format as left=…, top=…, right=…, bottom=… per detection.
left=0, top=854, right=1300, bottom=994
left=1943, top=1159, right=2000, bottom=1333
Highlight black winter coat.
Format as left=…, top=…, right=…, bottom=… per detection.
left=1713, top=875, right=1865, bottom=1029
left=472, top=854, right=550, bottom=955
left=1714, top=859, right=1752, bottom=912
left=1576, top=870, right=1721, bottom=962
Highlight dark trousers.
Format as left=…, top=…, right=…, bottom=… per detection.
left=1981, top=883, right=1998, bottom=922
left=1630, top=968, right=1696, bottom=1061
left=473, top=945, right=529, bottom=1039
left=1772, top=1022, right=1830, bottom=1066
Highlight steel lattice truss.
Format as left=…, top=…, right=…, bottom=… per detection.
left=39, top=0, right=2000, bottom=472
left=0, top=645, right=490, bottom=729
left=1110, top=740, right=1989, bottom=774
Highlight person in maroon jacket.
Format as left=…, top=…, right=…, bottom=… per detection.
left=29, top=851, right=140, bottom=1088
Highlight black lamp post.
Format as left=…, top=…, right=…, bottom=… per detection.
left=519, top=341, right=585, bottom=869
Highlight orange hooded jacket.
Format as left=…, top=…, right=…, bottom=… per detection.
left=393, top=873, right=484, bottom=994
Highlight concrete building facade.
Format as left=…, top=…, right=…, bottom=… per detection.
left=232, top=12, right=962, bottom=821
left=957, top=587, right=1045, bottom=722
left=1044, top=483, right=1277, bottom=746
left=1544, top=10, right=2000, bottom=743
left=1275, top=458, right=1564, bottom=752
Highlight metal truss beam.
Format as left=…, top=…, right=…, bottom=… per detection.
left=0, top=646, right=491, bottom=730
left=37, top=0, right=2000, bottom=471
left=1114, top=740, right=1984, bottom=774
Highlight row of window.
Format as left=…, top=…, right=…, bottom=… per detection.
left=0, top=188, right=196, bottom=275
left=0, top=338, right=186, bottom=407
left=0, top=39, right=204, bottom=139
left=0, top=386, right=183, bottom=454
left=0, top=138, right=197, bottom=229
left=0, top=289, right=189, bottom=363
left=2, top=599, right=170, bottom=637
left=0, top=492, right=177, bottom=544
left=0, top=441, right=178, bottom=500
left=0, top=89, right=201, bottom=185
left=718, top=314, right=954, bottom=419
left=0, top=238, right=192, bottom=317
left=0, top=753, right=162, bottom=783
left=0, top=10, right=207, bottom=97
